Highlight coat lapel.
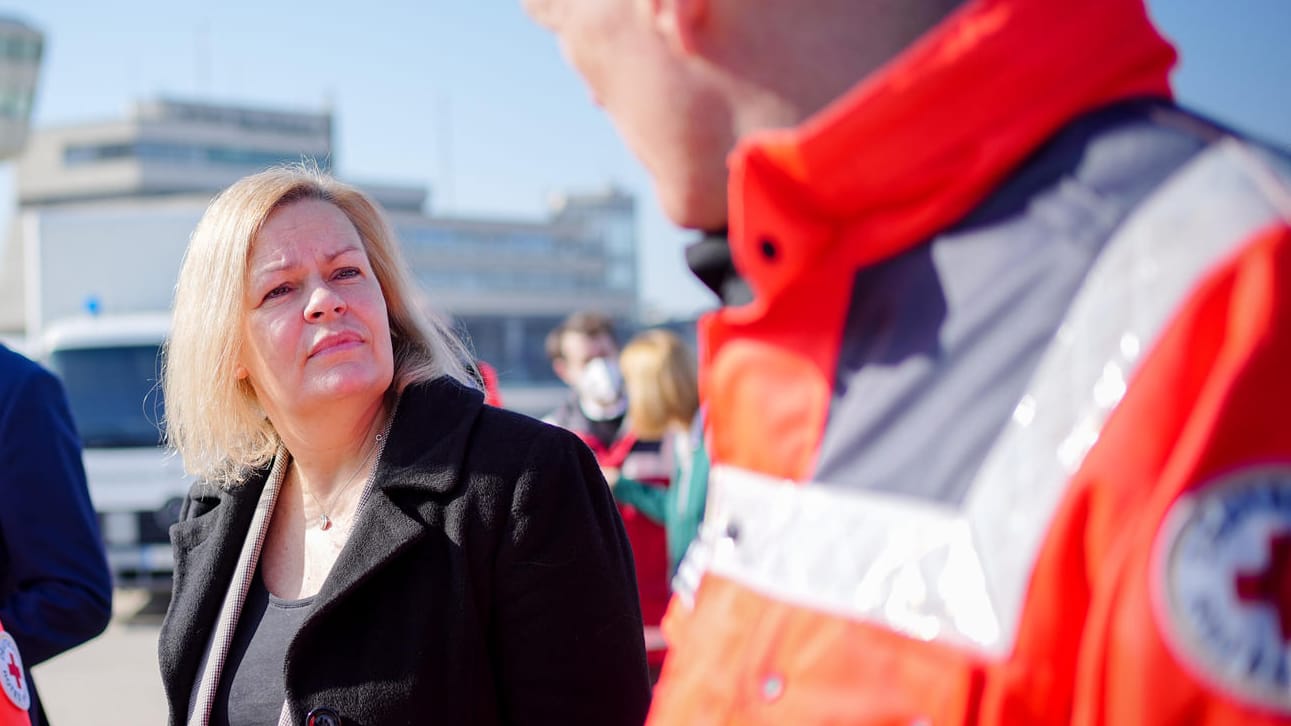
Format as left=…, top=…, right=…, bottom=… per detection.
left=163, top=377, right=488, bottom=717
left=305, top=378, right=487, bottom=622
left=158, top=471, right=268, bottom=718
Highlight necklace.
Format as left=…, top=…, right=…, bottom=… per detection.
left=302, top=431, right=384, bottom=531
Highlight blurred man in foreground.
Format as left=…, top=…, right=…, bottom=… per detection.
left=525, top=0, right=1291, bottom=723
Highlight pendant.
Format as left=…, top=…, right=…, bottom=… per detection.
left=319, top=514, right=332, bottom=531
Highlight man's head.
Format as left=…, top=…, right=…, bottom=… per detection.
left=546, top=311, right=620, bottom=389
left=524, top=0, right=733, bottom=230
left=524, top=0, right=968, bottom=231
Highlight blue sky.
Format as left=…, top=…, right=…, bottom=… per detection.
left=3, top=1, right=1289, bottom=317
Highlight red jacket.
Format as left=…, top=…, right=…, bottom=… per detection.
left=650, top=0, right=1291, bottom=723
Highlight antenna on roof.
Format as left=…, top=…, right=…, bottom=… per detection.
left=437, top=92, right=454, bottom=212
left=194, top=21, right=211, bottom=98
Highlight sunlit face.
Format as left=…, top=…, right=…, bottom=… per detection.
left=236, top=198, right=394, bottom=422
left=524, top=0, right=731, bottom=229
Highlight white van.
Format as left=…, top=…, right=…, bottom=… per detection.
left=38, top=313, right=188, bottom=591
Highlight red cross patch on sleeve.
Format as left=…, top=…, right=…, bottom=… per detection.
left=1153, top=466, right=1291, bottom=714
left=0, top=632, right=29, bottom=712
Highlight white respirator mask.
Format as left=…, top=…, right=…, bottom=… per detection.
left=576, top=357, right=626, bottom=420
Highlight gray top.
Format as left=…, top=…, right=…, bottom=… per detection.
left=210, top=567, right=315, bottom=726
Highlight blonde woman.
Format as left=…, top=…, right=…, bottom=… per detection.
left=605, top=330, right=708, bottom=579
left=157, top=166, right=649, bottom=725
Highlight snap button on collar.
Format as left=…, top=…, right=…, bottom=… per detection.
left=307, top=706, right=342, bottom=726
left=759, top=237, right=779, bottom=261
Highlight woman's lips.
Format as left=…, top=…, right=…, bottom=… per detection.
left=309, top=331, right=363, bottom=358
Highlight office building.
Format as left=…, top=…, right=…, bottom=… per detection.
left=5, top=97, right=640, bottom=414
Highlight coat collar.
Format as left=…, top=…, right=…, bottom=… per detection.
left=167, top=376, right=487, bottom=577
left=305, top=377, right=486, bottom=615
left=160, top=472, right=266, bottom=718
left=724, top=0, right=1177, bottom=314
left=160, top=376, right=487, bottom=717
left=376, top=376, right=485, bottom=495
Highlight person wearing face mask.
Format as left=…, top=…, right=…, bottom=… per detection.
left=545, top=311, right=673, bottom=679
left=544, top=312, right=627, bottom=444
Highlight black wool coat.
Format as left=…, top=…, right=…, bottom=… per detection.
left=158, top=377, right=652, bottom=725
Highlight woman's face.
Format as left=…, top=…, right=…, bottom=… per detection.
left=236, top=198, right=394, bottom=421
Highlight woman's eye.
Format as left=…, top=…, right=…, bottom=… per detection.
left=263, top=284, right=291, bottom=301
left=334, top=267, right=361, bottom=280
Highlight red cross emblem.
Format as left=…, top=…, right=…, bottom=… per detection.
left=1234, top=530, right=1291, bottom=643
left=5, top=653, right=19, bottom=691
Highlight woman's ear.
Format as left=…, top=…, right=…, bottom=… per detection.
left=234, top=363, right=249, bottom=380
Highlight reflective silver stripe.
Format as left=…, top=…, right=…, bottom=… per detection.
left=700, top=466, right=999, bottom=647
left=683, top=139, right=1291, bottom=657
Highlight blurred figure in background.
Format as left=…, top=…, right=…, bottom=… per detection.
left=604, top=329, right=708, bottom=582
left=0, top=345, right=112, bottom=726
left=544, top=311, right=627, bottom=446
left=544, top=310, right=672, bottom=678
left=526, top=0, right=1291, bottom=723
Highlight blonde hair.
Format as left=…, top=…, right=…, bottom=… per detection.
left=164, top=164, right=476, bottom=486
left=620, top=329, right=699, bottom=440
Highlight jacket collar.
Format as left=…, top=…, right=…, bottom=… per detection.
left=724, top=0, right=1176, bottom=315
left=304, top=378, right=485, bottom=613
left=167, top=377, right=485, bottom=557
left=160, top=376, right=487, bottom=717
left=160, top=472, right=266, bottom=719
left=685, top=229, right=752, bottom=307
left=376, top=377, right=485, bottom=495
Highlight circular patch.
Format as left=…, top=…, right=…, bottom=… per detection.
left=1153, top=466, right=1291, bottom=713
left=0, top=631, right=29, bottom=712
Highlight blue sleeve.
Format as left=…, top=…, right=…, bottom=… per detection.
left=0, top=359, right=113, bottom=665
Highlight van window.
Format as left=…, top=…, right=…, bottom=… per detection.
left=49, top=344, right=165, bottom=448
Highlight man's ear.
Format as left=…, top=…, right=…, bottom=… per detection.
left=640, top=0, right=707, bottom=54
left=552, top=358, right=572, bottom=385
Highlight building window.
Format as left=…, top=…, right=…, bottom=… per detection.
left=0, top=34, right=40, bottom=63
left=453, top=315, right=564, bottom=384
left=0, top=88, right=34, bottom=119
left=64, top=141, right=323, bottom=170
left=65, top=142, right=133, bottom=165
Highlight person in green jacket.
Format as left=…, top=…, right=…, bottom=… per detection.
left=603, top=329, right=709, bottom=579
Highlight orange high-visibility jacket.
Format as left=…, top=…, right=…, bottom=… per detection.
left=649, top=0, right=1291, bottom=724
left=0, top=620, right=31, bottom=726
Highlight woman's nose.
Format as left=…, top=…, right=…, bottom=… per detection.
left=304, top=283, right=346, bottom=320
